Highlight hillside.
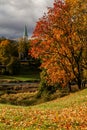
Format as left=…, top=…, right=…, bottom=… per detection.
left=0, top=88, right=87, bottom=130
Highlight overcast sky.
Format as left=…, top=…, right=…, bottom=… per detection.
left=0, top=0, right=54, bottom=39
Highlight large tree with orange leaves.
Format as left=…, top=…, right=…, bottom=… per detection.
left=30, top=0, right=87, bottom=89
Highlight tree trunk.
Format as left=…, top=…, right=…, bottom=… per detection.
left=68, top=82, right=72, bottom=92
left=82, top=80, right=86, bottom=88
left=77, top=78, right=82, bottom=89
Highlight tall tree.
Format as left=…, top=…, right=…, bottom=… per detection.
left=30, top=0, right=87, bottom=89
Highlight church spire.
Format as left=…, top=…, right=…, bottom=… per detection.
left=23, top=25, right=28, bottom=39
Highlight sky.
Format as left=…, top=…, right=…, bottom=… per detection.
left=0, top=0, right=54, bottom=39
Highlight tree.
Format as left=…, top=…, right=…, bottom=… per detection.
left=18, top=37, right=29, bottom=60
left=0, top=39, right=19, bottom=75
left=30, top=0, right=87, bottom=90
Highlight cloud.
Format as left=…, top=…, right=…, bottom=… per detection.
left=0, top=0, right=54, bottom=39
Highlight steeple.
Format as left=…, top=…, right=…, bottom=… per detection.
left=23, top=25, right=28, bottom=39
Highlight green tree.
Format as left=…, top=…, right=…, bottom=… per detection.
left=0, top=39, right=20, bottom=75
left=18, top=37, right=29, bottom=60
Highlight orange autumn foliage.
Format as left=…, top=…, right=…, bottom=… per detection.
left=30, top=0, right=87, bottom=87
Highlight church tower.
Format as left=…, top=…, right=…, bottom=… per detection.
left=19, top=25, right=28, bottom=60
left=23, top=25, right=28, bottom=40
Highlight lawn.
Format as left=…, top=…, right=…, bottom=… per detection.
left=0, top=71, right=40, bottom=82
left=0, top=63, right=40, bottom=82
left=0, top=88, right=87, bottom=130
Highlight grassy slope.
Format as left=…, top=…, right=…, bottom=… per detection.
left=0, top=89, right=87, bottom=130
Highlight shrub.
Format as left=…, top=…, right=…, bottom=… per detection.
left=36, top=70, right=60, bottom=101
left=7, top=57, right=20, bottom=75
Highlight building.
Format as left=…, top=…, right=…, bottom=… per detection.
left=18, top=25, right=29, bottom=60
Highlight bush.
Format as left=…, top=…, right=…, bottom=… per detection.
left=36, top=70, right=60, bottom=101
left=7, top=57, right=20, bottom=75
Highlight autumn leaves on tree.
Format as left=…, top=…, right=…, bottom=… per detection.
left=0, top=40, right=20, bottom=75
left=30, top=0, right=87, bottom=89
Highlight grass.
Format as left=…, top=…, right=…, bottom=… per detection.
left=10, top=74, right=39, bottom=81
left=0, top=70, right=40, bottom=82
left=0, top=88, right=87, bottom=129
left=0, top=63, right=40, bottom=82
left=34, top=89, right=87, bottom=110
